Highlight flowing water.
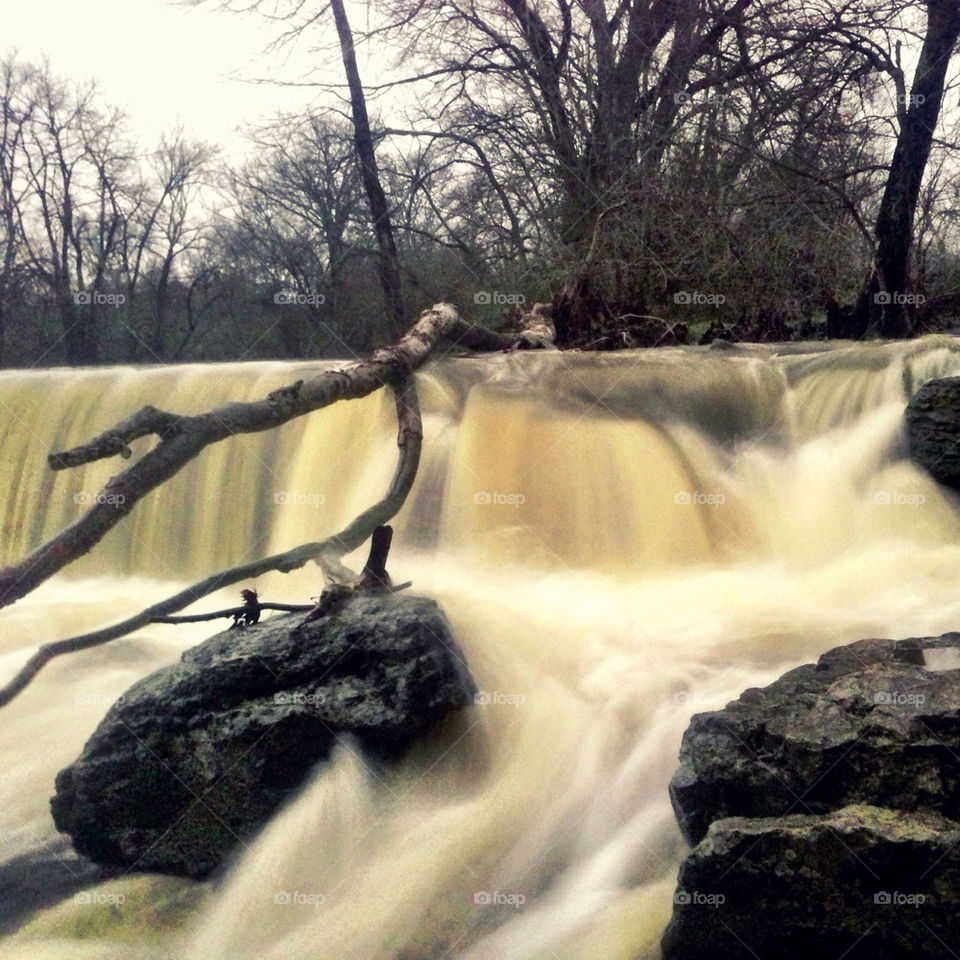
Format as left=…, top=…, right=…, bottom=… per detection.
left=3, top=337, right=960, bottom=959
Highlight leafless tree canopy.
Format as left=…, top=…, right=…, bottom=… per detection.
left=2, top=3, right=960, bottom=359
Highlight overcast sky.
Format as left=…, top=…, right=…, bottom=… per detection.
left=5, top=0, right=356, bottom=156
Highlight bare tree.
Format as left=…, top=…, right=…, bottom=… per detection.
left=856, top=0, right=960, bottom=336
left=223, top=115, right=378, bottom=352
left=348, top=0, right=911, bottom=339
left=142, top=132, right=216, bottom=357
left=330, top=0, right=405, bottom=337
left=14, top=63, right=133, bottom=364
left=184, top=0, right=960, bottom=343
left=0, top=56, right=33, bottom=363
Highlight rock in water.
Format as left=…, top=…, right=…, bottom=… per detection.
left=663, top=632, right=960, bottom=959
left=906, top=376, right=960, bottom=491
left=669, top=634, right=960, bottom=845
left=51, top=593, right=476, bottom=879
left=661, top=805, right=960, bottom=960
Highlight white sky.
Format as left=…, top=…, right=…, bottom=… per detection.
left=4, top=0, right=366, bottom=157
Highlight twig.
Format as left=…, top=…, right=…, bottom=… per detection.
left=0, top=374, right=422, bottom=708
left=0, top=303, right=541, bottom=609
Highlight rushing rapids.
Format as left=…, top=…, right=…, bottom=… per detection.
left=3, top=336, right=960, bottom=959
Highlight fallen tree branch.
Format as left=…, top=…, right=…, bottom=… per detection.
left=0, top=300, right=554, bottom=706
left=47, top=406, right=183, bottom=469
left=0, top=374, right=423, bottom=708
left=0, top=303, right=549, bottom=609
left=150, top=582, right=412, bottom=625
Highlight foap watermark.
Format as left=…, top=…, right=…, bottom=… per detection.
left=474, top=890, right=526, bottom=908
left=896, top=93, right=926, bottom=107
left=74, top=290, right=126, bottom=306
left=874, top=691, right=925, bottom=707
left=474, top=491, right=526, bottom=508
left=674, top=89, right=725, bottom=105
left=874, top=291, right=925, bottom=306
left=274, top=291, right=326, bottom=306
left=674, top=291, right=726, bottom=307
left=674, top=491, right=725, bottom=508
left=672, top=690, right=715, bottom=707
left=474, top=690, right=525, bottom=707
left=674, top=890, right=725, bottom=908
left=874, top=891, right=928, bottom=907
left=75, top=891, right=126, bottom=906
left=274, top=691, right=326, bottom=707
left=273, top=890, right=326, bottom=906
left=474, top=291, right=526, bottom=306
left=274, top=491, right=326, bottom=508
left=74, top=691, right=125, bottom=708
left=874, top=492, right=925, bottom=507
left=74, top=491, right=125, bottom=507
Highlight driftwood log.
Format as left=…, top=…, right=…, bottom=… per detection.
left=0, top=303, right=552, bottom=708
left=1, top=303, right=545, bottom=608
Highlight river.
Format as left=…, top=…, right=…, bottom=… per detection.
left=3, top=336, right=960, bottom=959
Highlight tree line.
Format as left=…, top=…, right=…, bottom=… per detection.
left=3, top=0, right=960, bottom=365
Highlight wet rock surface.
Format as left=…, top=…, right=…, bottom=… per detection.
left=51, top=593, right=476, bottom=879
left=670, top=634, right=960, bottom=845
left=663, top=633, right=960, bottom=959
left=906, top=377, right=960, bottom=492
left=662, top=805, right=960, bottom=960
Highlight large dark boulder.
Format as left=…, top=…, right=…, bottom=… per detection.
left=664, top=632, right=960, bottom=959
left=51, top=593, right=476, bottom=879
left=661, top=805, right=960, bottom=960
left=906, top=377, right=960, bottom=492
left=670, top=633, right=960, bottom=845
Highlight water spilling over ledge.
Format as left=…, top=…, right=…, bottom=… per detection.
left=3, top=335, right=960, bottom=959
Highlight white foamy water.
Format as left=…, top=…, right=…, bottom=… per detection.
left=3, top=336, right=960, bottom=959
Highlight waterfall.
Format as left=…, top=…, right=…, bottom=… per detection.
left=4, top=335, right=960, bottom=959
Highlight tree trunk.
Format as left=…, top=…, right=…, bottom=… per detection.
left=154, top=255, right=174, bottom=359
left=329, top=0, right=405, bottom=339
left=60, top=289, right=98, bottom=365
left=859, top=0, right=960, bottom=338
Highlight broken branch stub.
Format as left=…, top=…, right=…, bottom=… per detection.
left=0, top=304, right=478, bottom=607
left=0, top=302, right=553, bottom=706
